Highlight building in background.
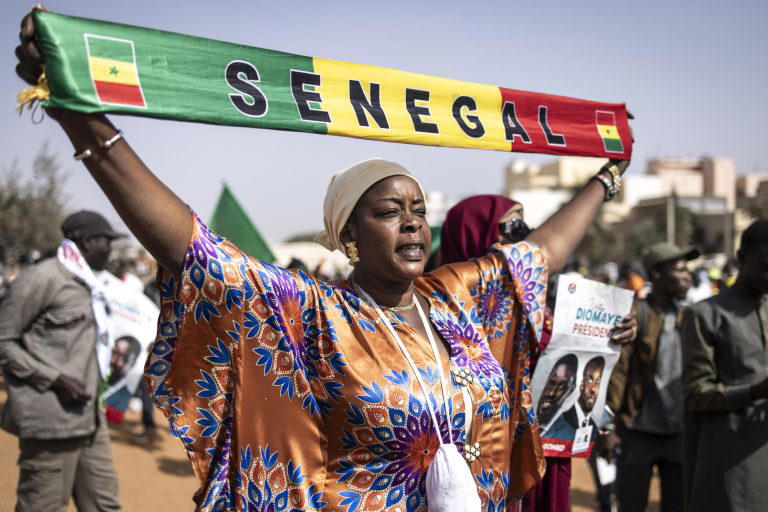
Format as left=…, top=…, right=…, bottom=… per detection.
left=504, top=157, right=663, bottom=226
left=627, top=196, right=733, bottom=255
left=503, top=159, right=569, bottom=227
left=626, top=157, right=743, bottom=257
left=737, top=173, right=768, bottom=198
left=502, top=155, right=766, bottom=260
left=270, top=241, right=351, bottom=278
left=647, top=157, right=736, bottom=212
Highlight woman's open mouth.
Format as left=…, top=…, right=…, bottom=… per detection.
left=396, top=242, right=425, bottom=261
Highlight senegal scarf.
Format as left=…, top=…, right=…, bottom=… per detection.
left=21, top=10, right=632, bottom=159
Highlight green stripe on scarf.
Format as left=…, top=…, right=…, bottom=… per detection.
left=36, top=11, right=325, bottom=134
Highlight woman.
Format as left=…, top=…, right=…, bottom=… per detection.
left=439, top=195, right=527, bottom=265
left=16, top=13, right=630, bottom=512
left=439, top=196, right=636, bottom=512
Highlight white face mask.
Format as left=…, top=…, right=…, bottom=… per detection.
left=355, top=284, right=482, bottom=511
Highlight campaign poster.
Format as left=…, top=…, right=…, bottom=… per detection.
left=532, top=275, right=634, bottom=458
left=98, top=271, right=159, bottom=423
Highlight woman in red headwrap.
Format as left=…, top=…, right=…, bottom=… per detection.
left=440, top=195, right=526, bottom=265
left=440, top=195, right=571, bottom=512
left=439, top=195, right=635, bottom=512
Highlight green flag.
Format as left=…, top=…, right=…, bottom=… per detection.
left=430, top=225, right=442, bottom=252
left=209, top=183, right=275, bottom=262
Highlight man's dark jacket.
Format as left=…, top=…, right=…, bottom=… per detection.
left=606, top=299, right=667, bottom=429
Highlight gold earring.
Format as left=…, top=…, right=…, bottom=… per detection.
left=345, top=241, right=359, bottom=264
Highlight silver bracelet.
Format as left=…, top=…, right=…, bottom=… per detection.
left=72, top=130, right=124, bottom=161
left=73, top=148, right=93, bottom=161
left=103, top=130, right=124, bottom=149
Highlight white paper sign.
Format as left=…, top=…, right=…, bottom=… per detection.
left=98, top=271, right=159, bottom=417
left=532, top=275, right=634, bottom=458
left=596, top=456, right=617, bottom=485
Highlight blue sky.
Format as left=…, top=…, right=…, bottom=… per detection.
left=1, top=1, right=766, bottom=240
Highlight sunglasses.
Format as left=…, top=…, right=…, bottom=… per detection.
left=499, top=219, right=531, bottom=243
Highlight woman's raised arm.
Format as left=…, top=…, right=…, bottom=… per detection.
left=16, top=12, right=192, bottom=276
left=527, top=159, right=630, bottom=274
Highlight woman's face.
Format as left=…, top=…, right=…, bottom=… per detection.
left=346, top=175, right=431, bottom=284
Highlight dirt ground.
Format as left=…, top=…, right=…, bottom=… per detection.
left=0, top=389, right=659, bottom=511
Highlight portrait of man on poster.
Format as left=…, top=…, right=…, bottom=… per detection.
left=546, top=356, right=606, bottom=441
left=538, top=353, right=579, bottom=433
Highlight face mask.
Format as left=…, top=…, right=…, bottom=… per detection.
left=499, top=219, right=532, bottom=243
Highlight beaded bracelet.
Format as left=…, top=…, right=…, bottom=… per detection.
left=605, top=163, right=623, bottom=195
left=592, top=172, right=618, bottom=201
left=591, top=163, right=623, bottom=201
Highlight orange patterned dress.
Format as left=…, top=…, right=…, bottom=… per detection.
left=145, top=214, right=548, bottom=511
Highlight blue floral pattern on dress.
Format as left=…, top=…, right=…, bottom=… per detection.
left=145, top=214, right=548, bottom=510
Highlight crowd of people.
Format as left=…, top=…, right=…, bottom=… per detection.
left=3, top=9, right=768, bottom=512
left=1, top=188, right=766, bottom=512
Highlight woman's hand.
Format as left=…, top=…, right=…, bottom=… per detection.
left=527, top=158, right=630, bottom=273
left=16, top=12, right=42, bottom=85
left=17, top=9, right=91, bottom=125
left=15, top=8, right=193, bottom=277
left=609, top=312, right=638, bottom=345
left=16, top=8, right=64, bottom=122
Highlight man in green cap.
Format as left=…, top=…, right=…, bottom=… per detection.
left=604, top=241, right=699, bottom=512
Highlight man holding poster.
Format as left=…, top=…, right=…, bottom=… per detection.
left=532, top=275, right=634, bottom=459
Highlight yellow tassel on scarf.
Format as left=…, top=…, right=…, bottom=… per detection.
left=16, top=72, right=50, bottom=114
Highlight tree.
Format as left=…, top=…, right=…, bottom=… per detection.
left=0, top=144, right=68, bottom=265
left=622, top=201, right=695, bottom=259
left=573, top=216, right=617, bottom=265
left=623, top=218, right=664, bottom=259
left=564, top=185, right=617, bottom=265
left=673, top=202, right=696, bottom=248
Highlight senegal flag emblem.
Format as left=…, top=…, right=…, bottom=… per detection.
left=595, top=110, right=623, bottom=153
left=85, top=34, right=146, bottom=108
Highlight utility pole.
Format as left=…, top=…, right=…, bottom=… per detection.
left=724, top=211, right=733, bottom=258
left=666, top=194, right=676, bottom=244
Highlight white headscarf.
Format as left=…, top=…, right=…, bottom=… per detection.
left=314, top=158, right=426, bottom=253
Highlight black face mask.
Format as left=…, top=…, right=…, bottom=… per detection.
left=499, top=219, right=532, bottom=243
